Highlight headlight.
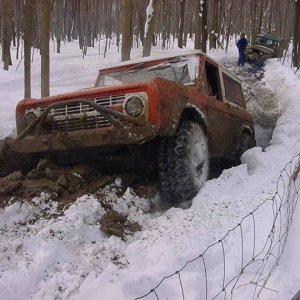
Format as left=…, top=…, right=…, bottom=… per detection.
left=125, top=96, right=144, bottom=117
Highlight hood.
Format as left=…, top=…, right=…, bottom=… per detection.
left=248, top=45, right=274, bottom=55
left=16, top=83, right=146, bottom=112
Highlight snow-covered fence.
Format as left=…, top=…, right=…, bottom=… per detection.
left=135, top=154, right=300, bottom=300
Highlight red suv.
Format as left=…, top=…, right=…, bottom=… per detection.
left=13, top=51, right=255, bottom=202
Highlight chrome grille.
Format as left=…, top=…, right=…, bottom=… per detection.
left=40, top=94, right=126, bottom=133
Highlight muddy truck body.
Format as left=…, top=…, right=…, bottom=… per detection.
left=13, top=50, right=255, bottom=202
left=245, top=33, right=282, bottom=65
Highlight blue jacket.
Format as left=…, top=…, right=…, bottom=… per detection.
left=236, top=37, right=248, bottom=52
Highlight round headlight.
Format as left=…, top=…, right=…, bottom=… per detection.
left=24, top=111, right=38, bottom=126
left=125, top=96, right=144, bottom=117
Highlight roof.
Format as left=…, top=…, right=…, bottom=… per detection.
left=99, top=50, right=203, bottom=71
left=97, top=49, right=242, bottom=85
left=256, top=33, right=281, bottom=42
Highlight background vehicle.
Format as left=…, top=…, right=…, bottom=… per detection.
left=13, top=50, right=255, bottom=202
left=245, top=33, right=282, bottom=65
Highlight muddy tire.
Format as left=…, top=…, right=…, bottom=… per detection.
left=158, top=121, right=209, bottom=203
left=248, top=52, right=264, bottom=67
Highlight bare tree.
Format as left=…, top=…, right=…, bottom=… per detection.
left=201, top=0, right=208, bottom=53
left=55, top=0, right=63, bottom=53
left=178, top=0, right=186, bottom=48
left=142, top=0, right=159, bottom=57
left=121, top=0, right=133, bottom=61
left=40, top=0, right=51, bottom=97
left=1, top=0, right=14, bottom=70
left=0, top=0, right=297, bottom=76
left=24, top=0, right=34, bottom=98
left=194, top=0, right=202, bottom=50
left=293, top=0, right=300, bottom=69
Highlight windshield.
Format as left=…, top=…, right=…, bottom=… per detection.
left=255, top=36, right=278, bottom=47
left=96, top=55, right=199, bottom=87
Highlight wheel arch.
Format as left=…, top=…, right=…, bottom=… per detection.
left=242, top=125, right=254, bottom=137
left=241, top=125, right=256, bottom=147
left=179, top=104, right=208, bottom=135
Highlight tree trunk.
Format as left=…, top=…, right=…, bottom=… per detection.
left=121, top=0, right=133, bottom=61
left=2, top=0, right=13, bottom=70
left=138, top=1, right=145, bottom=46
left=40, top=0, right=51, bottom=98
left=201, top=0, right=208, bottom=53
left=293, top=0, right=300, bottom=68
left=142, top=0, right=159, bottom=57
left=178, top=0, right=185, bottom=48
left=194, top=0, right=202, bottom=50
left=24, top=0, right=34, bottom=98
left=55, top=0, right=63, bottom=54
left=210, top=0, right=219, bottom=49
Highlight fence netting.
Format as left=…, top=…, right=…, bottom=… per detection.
left=135, top=154, right=300, bottom=300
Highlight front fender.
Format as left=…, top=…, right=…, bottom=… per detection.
left=158, top=102, right=207, bottom=136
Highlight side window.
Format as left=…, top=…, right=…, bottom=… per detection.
left=223, top=73, right=245, bottom=108
left=205, top=61, right=222, bottom=100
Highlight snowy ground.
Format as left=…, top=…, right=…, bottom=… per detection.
left=1, top=40, right=300, bottom=300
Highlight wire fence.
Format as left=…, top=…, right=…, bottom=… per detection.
left=135, top=153, right=300, bottom=300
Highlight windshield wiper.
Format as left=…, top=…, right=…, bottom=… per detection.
left=147, top=56, right=189, bottom=71
left=122, top=62, right=145, bottom=74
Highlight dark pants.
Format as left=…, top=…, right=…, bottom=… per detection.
left=238, top=51, right=246, bottom=66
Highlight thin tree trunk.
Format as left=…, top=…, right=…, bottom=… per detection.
left=293, top=0, right=300, bottom=68
left=24, top=0, right=34, bottom=98
left=40, top=0, right=50, bottom=97
left=142, top=0, right=159, bottom=57
left=121, top=0, right=133, bottom=61
left=2, top=0, right=13, bottom=70
left=55, top=0, right=63, bottom=54
left=210, top=0, right=219, bottom=49
left=201, top=0, right=208, bottom=53
left=178, top=0, right=185, bottom=48
left=194, top=0, right=202, bottom=50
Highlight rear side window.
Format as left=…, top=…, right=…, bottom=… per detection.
left=223, top=73, right=245, bottom=108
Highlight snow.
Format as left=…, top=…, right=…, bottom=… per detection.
left=144, top=0, right=154, bottom=38
left=1, top=40, right=300, bottom=299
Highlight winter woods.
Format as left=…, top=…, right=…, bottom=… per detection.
left=0, top=0, right=298, bottom=60
left=0, top=0, right=299, bottom=92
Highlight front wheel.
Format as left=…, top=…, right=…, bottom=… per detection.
left=158, top=121, right=209, bottom=203
left=248, top=52, right=264, bottom=67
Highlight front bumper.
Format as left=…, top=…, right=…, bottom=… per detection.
left=13, top=98, right=156, bottom=153
left=12, top=125, right=156, bottom=153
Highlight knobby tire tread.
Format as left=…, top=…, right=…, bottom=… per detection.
left=158, top=121, right=207, bottom=203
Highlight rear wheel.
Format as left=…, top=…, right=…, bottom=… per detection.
left=158, top=121, right=209, bottom=203
left=236, top=132, right=255, bottom=163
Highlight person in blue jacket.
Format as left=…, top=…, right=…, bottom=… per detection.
left=236, top=33, right=248, bottom=66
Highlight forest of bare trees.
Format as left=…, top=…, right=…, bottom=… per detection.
left=0, top=0, right=299, bottom=95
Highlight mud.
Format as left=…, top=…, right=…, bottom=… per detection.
left=0, top=138, right=37, bottom=177
left=0, top=154, right=116, bottom=209
left=100, top=210, right=142, bottom=240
